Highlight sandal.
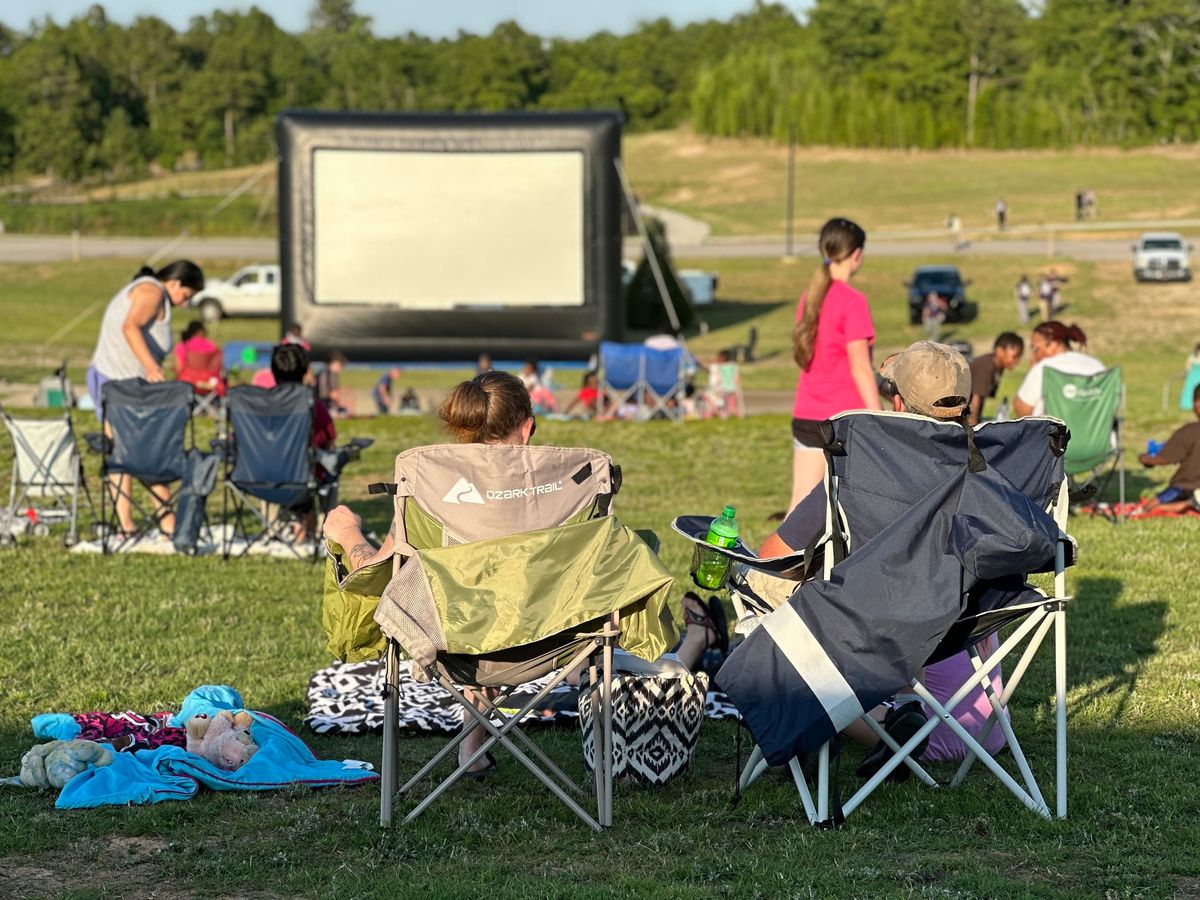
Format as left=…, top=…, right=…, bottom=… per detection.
left=465, top=751, right=497, bottom=781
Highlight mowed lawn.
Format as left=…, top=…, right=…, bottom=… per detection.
left=2, top=250, right=1200, bottom=895
left=626, top=129, right=1200, bottom=237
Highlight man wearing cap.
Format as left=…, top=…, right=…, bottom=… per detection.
left=761, top=340, right=971, bottom=559
left=755, top=341, right=971, bottom=778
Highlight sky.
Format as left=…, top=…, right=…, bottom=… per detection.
left=7, top=1, right=812, bottom=37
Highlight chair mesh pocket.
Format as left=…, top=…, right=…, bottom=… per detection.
left=579, top=672, right=707, bottom=785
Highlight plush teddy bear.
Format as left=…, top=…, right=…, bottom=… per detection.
left=12, top=739, right=113, bottom=789
left=185, top=710, right=259, bottom=771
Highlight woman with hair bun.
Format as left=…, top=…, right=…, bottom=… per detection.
left=88, top=260, right=205, bottom=536
left=789, top=218, right=880, bottom=510
left=1013, top=321, right=1104, bottom=417
left=323, top=370, right=535, bottom=777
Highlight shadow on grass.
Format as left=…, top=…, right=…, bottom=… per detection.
left=1070, top=575, right=1166, bottom=725
left=688, top=298, right=787, bottom=336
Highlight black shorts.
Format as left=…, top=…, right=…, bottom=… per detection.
left=791, top=418, right=827, bottom=450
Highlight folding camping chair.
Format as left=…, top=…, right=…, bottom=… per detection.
left=371, top=443, right=674, bottom=831
left=96, top=379, right=194, bottom=554
left=176, top=348, right=226, bottom=417
left=1, top=401, right=93, bottom=547
left=220, top=383, right=319, bottom=560
left=598, top=342, right=687, bottom=421
left=676, top=411, right=1075, bottom=826
left=1042, top=366, right=1125, bottom=519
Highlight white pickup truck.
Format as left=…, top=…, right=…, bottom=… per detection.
left=1132, top=233, right=1192, bottom=283
left=192, top=264, right=281, bottom=322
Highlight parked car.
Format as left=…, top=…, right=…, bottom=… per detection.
left=905, top=265, right=971, bottom=325
left=192, top=264, right=281, bottom=322
left=1132, top=232, right=1192, bottom=282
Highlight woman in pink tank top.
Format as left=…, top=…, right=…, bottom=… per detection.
left=790, top=218, right=880, bottom=510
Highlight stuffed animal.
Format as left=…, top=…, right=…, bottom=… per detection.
left=8, top=739, right=113, bottom=789
left=185, top=710, right=259, bottom=771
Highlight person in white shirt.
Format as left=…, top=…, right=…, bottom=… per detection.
left=1013, top=321, right=1104, bottom=417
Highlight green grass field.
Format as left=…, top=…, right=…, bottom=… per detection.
left=3, top=130, right=1198, bottom=240
left=626, top=130, right=1200, bottom=237
left=3, top=145, right=1200, bottom=894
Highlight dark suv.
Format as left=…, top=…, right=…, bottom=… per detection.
left=906, top=265, right=971, bottom=325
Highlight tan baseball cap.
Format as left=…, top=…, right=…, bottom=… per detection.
left=880, top=341, right=970, bottom=419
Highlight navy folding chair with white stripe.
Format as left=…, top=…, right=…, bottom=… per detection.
left=675, top=411, right=1075, bottom=826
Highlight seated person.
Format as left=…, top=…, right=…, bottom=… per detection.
left=520, top=359, right=558, bottom=414
left=282, top=322, right=311, bottom=351
left=759, top=341, right=1006, bottom=776
left=398, top=387, right=421, bottom=412
left=270, top=343, right=335, bottom=542
left=173, top=321, right=224, bottom=394
left=1013, top=321, right=1103, bottom=417
left=372, top=367, right=402, bottom=415
left=1138, top=384, right=1200, bottom=513
left=564, top=371, right=606, bottom=419
left=317, top=351, right=349, bottom=417
left=968, top=332, right=1024, bottom=425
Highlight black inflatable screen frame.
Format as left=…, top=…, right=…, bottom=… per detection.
left=277, top=109, right=624, bottom=361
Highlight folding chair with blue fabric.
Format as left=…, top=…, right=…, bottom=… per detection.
left=220, top=383, right=322, bottom=560
left=599, top=342, right=687, bottom=421
left=676, top=411, right=1076, bottom=826
left=96, top=379, right=194, bottom=553
left=1042, top=366, right=1125, bottom=519
left=356, top=443, right=674, bottom=830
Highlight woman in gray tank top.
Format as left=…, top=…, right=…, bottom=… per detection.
left=88, top=260, right=204, bottom=536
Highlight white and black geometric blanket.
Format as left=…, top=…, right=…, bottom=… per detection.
left=305, top=660, right=740, bottom=736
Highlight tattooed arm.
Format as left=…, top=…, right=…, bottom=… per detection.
left=323, top=505, right=395, bottom=571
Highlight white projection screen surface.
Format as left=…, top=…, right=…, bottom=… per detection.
left=312, top=149, right=585, bottom=308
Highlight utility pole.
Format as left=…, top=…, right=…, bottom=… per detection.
left=786, top=123, right=796, bottom=258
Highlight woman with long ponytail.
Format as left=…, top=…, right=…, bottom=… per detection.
left=789, top=218, right=879, bottom=510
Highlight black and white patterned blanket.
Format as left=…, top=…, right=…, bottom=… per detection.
left=304, top=660, right=739, bottom=736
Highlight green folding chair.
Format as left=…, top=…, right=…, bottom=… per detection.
left=1042, top=367, right=1125, bottom=520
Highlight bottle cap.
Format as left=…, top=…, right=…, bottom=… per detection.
left=722, top=505, right=736, bottom=518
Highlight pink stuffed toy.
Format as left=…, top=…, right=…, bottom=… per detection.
left=184, top=711, right=259, bottom=771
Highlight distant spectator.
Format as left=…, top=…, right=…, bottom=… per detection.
left=372, top=367, right=403, bottom=415
left=968, top=332, right=1024, bottom=426
left=520, top=359, right=558, bottom=414
left=922, top=291, right=947, bottom=342
left=1013, top=322, right=1103, bottom=417
left=1074, top=190, right=1085, bottom=222
left=283, top=323, right=311, bottom=351
left=173, top=320, right=224, bottom=399
left=398, top=387, right=421, bottom=412
left=1083, top=187, right=1097, bottom=219
left=1037, top=274, right=1054, bottom=322
left=317, top=351, right=349, bottom=417
left=565, top=371, right=604, bottom=418
left=476, top=353, right=492, bottom=375
left=1138, top=385, right=1200, bottom=513
left=1014, top=274, right=1032, bottom=325
left=994, top=198, right=1007, bottom=230
left=946, top=213, right=965, bottom=251
left=271, top=343, right=335, bottom=451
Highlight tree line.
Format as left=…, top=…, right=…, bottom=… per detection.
left=0, top=0, right=1195, bottom=183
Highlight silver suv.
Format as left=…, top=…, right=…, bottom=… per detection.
left=1132, top=232, right=1192, bottom=283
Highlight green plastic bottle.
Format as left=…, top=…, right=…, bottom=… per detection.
left=695, top=506, right=739, bottom=589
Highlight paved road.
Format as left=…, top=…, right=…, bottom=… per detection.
left=0, top=231, right=1161, bottom=264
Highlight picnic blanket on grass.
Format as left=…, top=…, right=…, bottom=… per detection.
left=305, top=660, right=740, bottom=735
left=53, top=686, right=377, bottom=809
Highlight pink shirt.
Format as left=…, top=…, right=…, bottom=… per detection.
left=173, top=335, right=219, bottom=371
left=792, top=280, right=875, bottom=419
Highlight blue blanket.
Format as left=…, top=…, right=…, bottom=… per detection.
left=56, top=686, right=377, bottom=809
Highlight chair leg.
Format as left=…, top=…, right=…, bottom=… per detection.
left=601, top=621, right=615, bottom=828
left=380, top=640, right=399, bottom=827
left=1055, top=606, right=1067, bottom=818
left=816, top=742, right=829, bottom=823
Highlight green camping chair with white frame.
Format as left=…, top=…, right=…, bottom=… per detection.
left=364, top=443, right=675, bottom=831
left=1042, top=367, right=1124, bottom=520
